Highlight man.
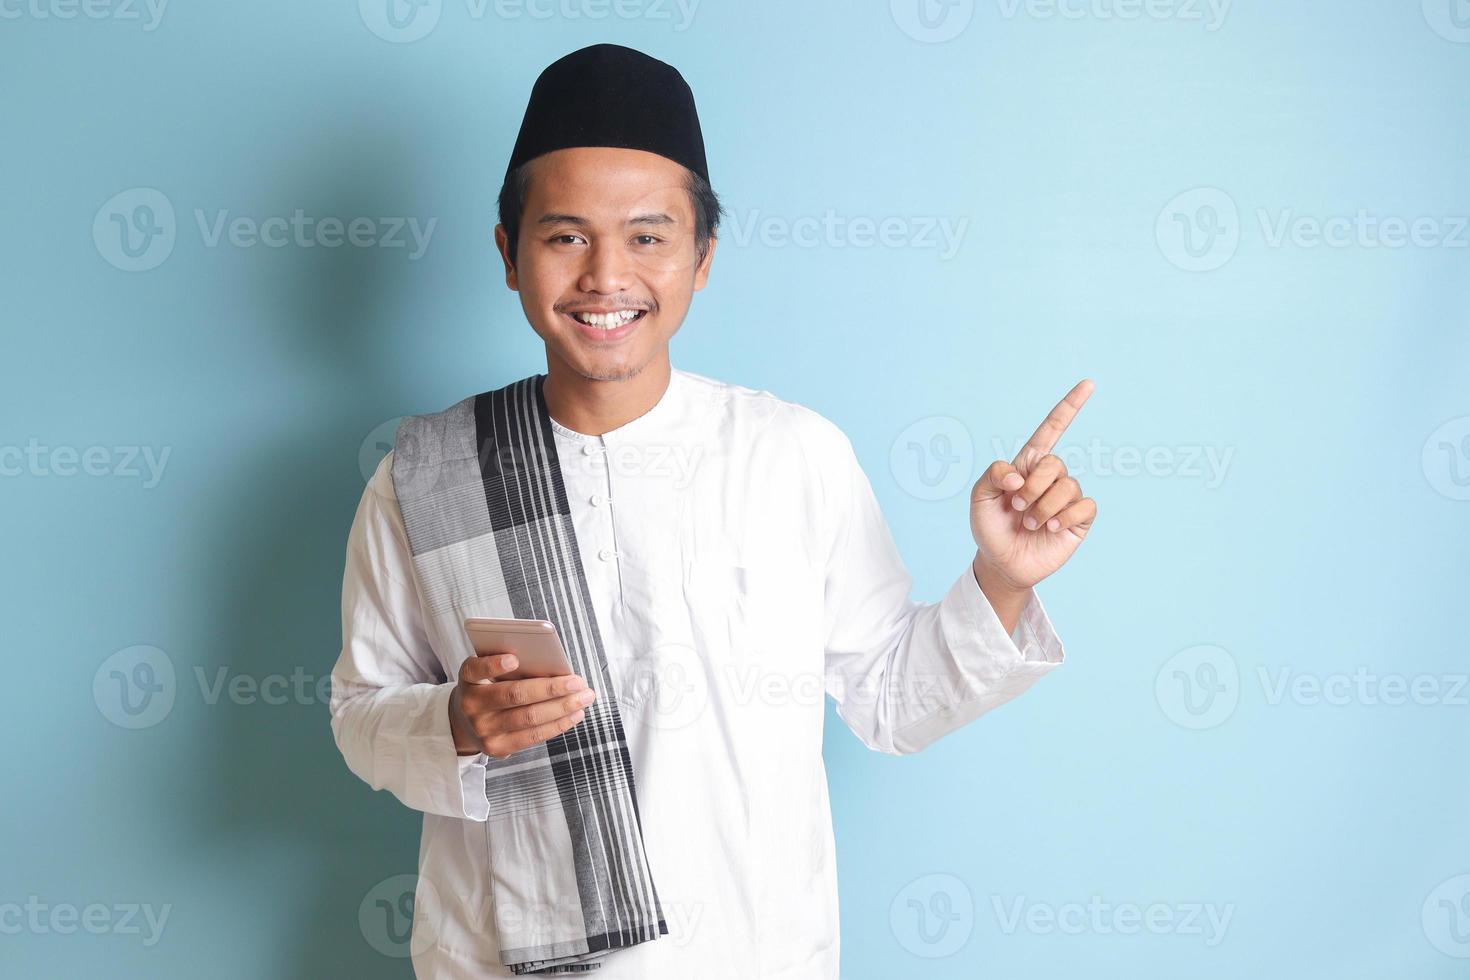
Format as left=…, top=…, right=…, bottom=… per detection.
left=330, top=43, right=1095, bottom=979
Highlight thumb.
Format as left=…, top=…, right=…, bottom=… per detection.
left=460, top=651, right=518, bottom=686
left=972, top=459, right=1025, bottom=504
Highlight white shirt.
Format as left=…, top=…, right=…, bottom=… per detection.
left=330, top=367, right=1066, bottom=979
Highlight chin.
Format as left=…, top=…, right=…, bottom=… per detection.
left=583, top=365, right=645, bottom=382
left=563, top=349, right=650, bottom=383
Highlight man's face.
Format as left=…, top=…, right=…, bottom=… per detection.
left=495, top=146, right=716, bottom=383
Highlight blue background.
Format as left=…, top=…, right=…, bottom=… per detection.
left=4, top=0, right=1468, bottom=976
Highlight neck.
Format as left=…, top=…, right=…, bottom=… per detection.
left=541, top=351, right=672, bottom=437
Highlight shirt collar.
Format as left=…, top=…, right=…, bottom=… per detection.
left=548, top=367, right=691, bottom=445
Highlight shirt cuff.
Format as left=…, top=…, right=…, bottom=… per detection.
left=426, top=682, right=492, bottom=822
left=884, top=562, right=1067, bottom=754
left=953, top=560, right=1066, bottom=674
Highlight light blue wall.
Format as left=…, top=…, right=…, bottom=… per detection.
left=4, top=1, right=1468, bottom=976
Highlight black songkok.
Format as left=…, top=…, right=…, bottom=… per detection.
left=505, top=44, right=709, bottom=184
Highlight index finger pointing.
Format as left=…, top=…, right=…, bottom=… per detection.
left=1012, top=379, right=1095, bottom=467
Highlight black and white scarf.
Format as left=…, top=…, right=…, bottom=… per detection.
left=392, top=374, right=667, bottom=975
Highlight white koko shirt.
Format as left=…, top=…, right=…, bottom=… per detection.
left=330, top=367, right=1066, bottom=979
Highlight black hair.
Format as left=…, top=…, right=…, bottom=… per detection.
left=496, top=158, right=724, bottom=268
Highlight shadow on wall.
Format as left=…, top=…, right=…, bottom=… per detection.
left=195, top=125, right=448, bottom=979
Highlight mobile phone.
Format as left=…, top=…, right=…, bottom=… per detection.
left=463, top=617, right=574, bottom=681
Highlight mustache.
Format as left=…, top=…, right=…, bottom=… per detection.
left=555, top=299, right=656, bottom=313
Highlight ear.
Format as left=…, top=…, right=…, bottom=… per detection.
left=493, top=225, right=518, bottom=290
left=692, top=234, right=717, bottom=292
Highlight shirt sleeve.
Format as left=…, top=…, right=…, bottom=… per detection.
left=328, top=452, right=491, bottom=822
left=817, top=423, right=1066, bottom=755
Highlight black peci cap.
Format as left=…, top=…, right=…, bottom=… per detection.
left=504, top=44, right=709, bottom=184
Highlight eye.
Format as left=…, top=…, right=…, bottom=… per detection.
left=633, top=234, right=663, bottom=246
left=550, top=234, right=585, bottom=246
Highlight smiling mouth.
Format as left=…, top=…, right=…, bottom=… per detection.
left=566, top=309, right=648, bottom=329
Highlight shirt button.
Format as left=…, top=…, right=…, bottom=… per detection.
left=589, top=493, right=604, bottom=507
left=597, top=547, right=616, bottom=561
left=581, top=444, right=601, bottom=456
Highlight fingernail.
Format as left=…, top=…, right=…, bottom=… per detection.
left=1012, top=496, right=1027, bottom=510
left=566, top=677, right=586, bottom=692
left=577, top=690, right=596, bottom=705
left=1047, top=519, right=1060, bottom=531
left=503, top=656, right=518, bottom=669
left=1023, top=517, right=1037, bottom=530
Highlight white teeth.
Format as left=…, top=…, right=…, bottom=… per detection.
left=572, top=310, right=641, bottom=329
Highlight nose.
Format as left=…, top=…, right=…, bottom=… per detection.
left=577, top=238, right=636, bottom=296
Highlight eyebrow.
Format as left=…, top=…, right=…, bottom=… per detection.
left=536, top=212, right=679, bottom=227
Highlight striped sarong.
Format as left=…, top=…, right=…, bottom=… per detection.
left=391, top=374, right=667, bottom=974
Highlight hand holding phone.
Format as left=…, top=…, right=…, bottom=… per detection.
left=450, top=618, right=595, bottom=759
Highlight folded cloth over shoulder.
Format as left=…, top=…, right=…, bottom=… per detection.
left=392, top=374, right=668, bottom=975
